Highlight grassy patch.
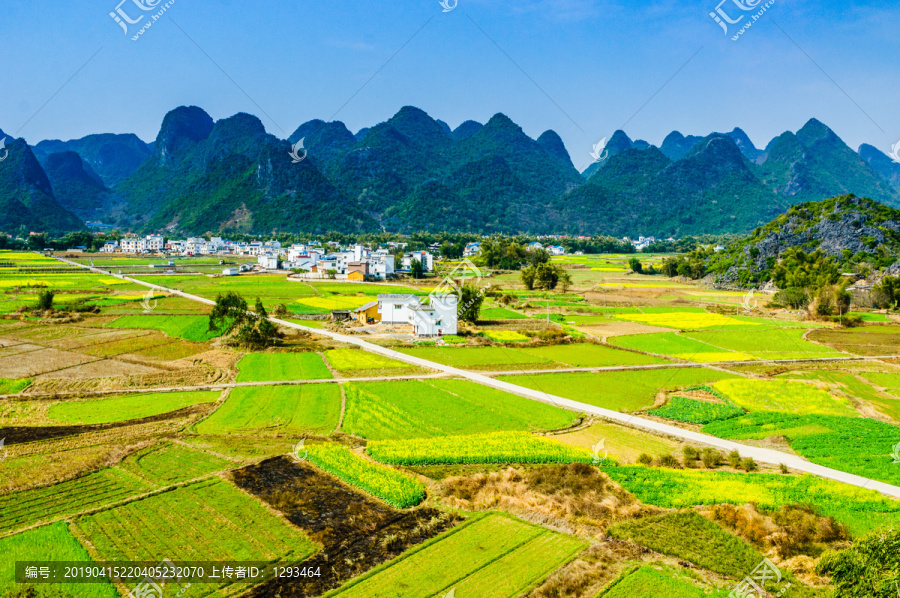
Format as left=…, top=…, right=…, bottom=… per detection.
left=555, top=421, right=681, bottom=463
left=479, top=306, right=529, bottom=320
left=396, top=346, right=552, bottom=369
left=326, top=513, right=586, bottom=598
left=609, top=511, right=762, bottom=578
left=342, top=379, right=579, bottom=441
left=516, top=343, right=670, bottom=367
left=47, top=390, right=219, bottom=425
left=106, top=314, right=223, bottom=342
left=367, top=432, right=593, bottom=465
left=0, top=522, right=119, bottom=598
left=713, top=379, right=855, bottom=416
left=306, top=443, right=425, bottom=508
left=236, top=352, right=333, bottom=382
left=194, top=384, right=342, bottom=436
left=500, top=369, right=737, bottom=413
left=601, top=565, right=729, bottom=598
left=808, top=326, right=900, bottom=356
left=614, top=312, right=759, bottom=330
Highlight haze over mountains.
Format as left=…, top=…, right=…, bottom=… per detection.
left=1, top=107, right=899, bottom=237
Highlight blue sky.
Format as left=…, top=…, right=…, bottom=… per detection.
left=1, top=0, right=898, bottom=171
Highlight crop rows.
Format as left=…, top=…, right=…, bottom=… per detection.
left=328, top=513, right=585, bottom=598
left=306, top=444, right=426, bottom=508
left=120, top=443, right=234, bottom=486
left=0, top=470, right=150, bottom=533
left=367, top=432, right=593, bottom=465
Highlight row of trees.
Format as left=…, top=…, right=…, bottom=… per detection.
left=520, top=263, right=571, bottom=292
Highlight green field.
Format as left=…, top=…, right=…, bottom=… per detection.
left=341, top=379, right=579, bottom=441
left=600, top=566, right=729, bottom=598
left=0, top=522, right=119, bottom=598
left=120, top=442, right=234, bottom=486
left=0, top=378, right=32, bottom=394
left=0, top=469, right=151, bottom=533
left=74, top=479, right=317, bottom=594
left=306, top=443, right=426, bottom=508
left=500, top=369, right=737, bottom=412
left=396, top=346, right=553, bottom=369
left=479, top=306, right=529, bottom=320
left=555, top=421, right=682, bottom=463
left=324, top=348, right=419, bottom=374
left=603, top=466, right=900, bottom=536
left=713, top=378, right=856, bottom=416
left=107, top=314, right=224, bottom=342
left=703, top=412, right=900, bottom=486
left=194, top=384, right=342, bottom=436
left=648, top=395, right=745, bottom=424
left=367, top=432, right=593, bottom=465
left=610, top=328, right=844, bottom=362
left=516, top=343, right=671, bottom=367
left=235, top=352, right=333, bottom=382
left=609, top=511, right=762, bottom=578
left=326, top=513, right=586, bottom=598
left=47, top=390, right=220, bottom=425
left=614, top=311, right=760, bottom=330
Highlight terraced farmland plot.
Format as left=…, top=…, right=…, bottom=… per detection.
left=682, top=328, right=844, bottom=360
left=614, top=312, right=759, bottom=330
left=120, top=442, right=235, bottom=486
left=194, top=385, right=342, bottom=436
left=703, top=412, right=900, bottom=486
left=601, top=566, right=730, bottom=598
left=48, top=390, right=220, bottom=425
left=516, top=343, right=671, bottom=367
left=609, top=332, right=755, bottom=362
left=327, top=513, right=586, bottom=598
left=500, top=369, right=737, bottom=412
left=555, top=421, right=681, bottom=463
left=324, top=348, right=421, bottom=376
left=133, top=274, right=319, bottom=307
left=367, top=432, right=593, bottom=465
left=342, top=379, right=579, bottom=441
left=0, top=469, right=151, bottom=533
left=0, top=522, right=119, bottom=598
left=0, top=377, right=31, bottom=394
left=294, top=295, right=377, bottom=312
left=306, top=444, right=426, bottom=508
left=236, top=352, right=333, bottom=382
left=808, top=326, right=900, bottom=356
left=396, top=346, right=553, bottom=370
left=780, top=369, right=900, bottom=421
left=479, top=306, right=529, bottom=320
left=107, top=314, right=224, bottom=342
left=75, top=479, right=317, bottom=595
left=649, top=396, right=745, bottom=424
left=604, top=466, right=900, bottom=536
left=713, top=378, right=856, bottom=416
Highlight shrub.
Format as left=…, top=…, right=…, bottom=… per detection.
left=780, top=463, right=789, bottom=474
left=727, top=450, right=742, bottom=469
left=637, top=453, right=653, bottom=466
left=682, top=446, right=699, bottom=463
left=817, top=527, right=900, bottom=595
left=35, top=289, right=55, bottom=311
left=742, top=457, right=758, bottom=472
left=701, top=449, right=723, bottom=469
left=774, top=286, right=809, bottom=309
left=658, top=454, right=681, bottom=468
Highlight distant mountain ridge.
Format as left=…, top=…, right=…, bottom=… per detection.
left=2, top=109, right=900, bottom=237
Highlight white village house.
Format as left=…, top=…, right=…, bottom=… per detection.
left=376, top=294, right=458, bottom=337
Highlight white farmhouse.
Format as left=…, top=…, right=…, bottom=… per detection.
left=377, top=294, right=422, bottom=325
left=377, top=294, right=458, bottom=336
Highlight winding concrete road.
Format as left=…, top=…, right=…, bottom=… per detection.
left=55, top=257, right=900, bottom=499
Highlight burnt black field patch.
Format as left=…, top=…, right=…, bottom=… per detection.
left=233, top=456, right=460, bottom=597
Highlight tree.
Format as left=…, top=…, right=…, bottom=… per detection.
left=525, top=248, right=550, bottom=267
left=662, top=257, right=679, bottom=277
left=409, top=259, right=425, bottom=279
left=558, top=270, right=572, bottom=293
left=817, top=527, right=900, bottom=597
left=35, top=290, right=55, bottom=311
left=520, top=266, right=536, bottom=290
left=522, top=263, right=567, bottom=291
left=628, top=257, right=643, bottom=274
left=874, top=276, right=900, bottom=309
left=208, top=292, right=280, bottom=348
left=774, top=287, right=809, bottom=309
left=457, top=285, right=484, bottom=323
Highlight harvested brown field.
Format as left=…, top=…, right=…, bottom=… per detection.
left=577, top=321, right=672, bottom=340
left=80, top=332, right=170, bottom=357
left=527, top=540, right=646, bottom=598
left=234, top=457, right=461, bottom=598
left=0, top=347, right=97, bottom=378
left=42, top=329, right=150, bottom=351
left=441, top=463, right=651, bottom=536
left=37, top=358, right=165, bottom=379
left=808, top=327, right=900, bottom=356
left=0, top=342, right=43, bottom=358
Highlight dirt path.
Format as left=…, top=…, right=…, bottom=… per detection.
left=53, top=256, right=900, bottom=500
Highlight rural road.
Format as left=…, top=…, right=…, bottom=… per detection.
left=54, top=257, right=900, bottom=499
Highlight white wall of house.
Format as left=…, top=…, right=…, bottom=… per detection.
left=378, top=295, right=420, bottom=324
